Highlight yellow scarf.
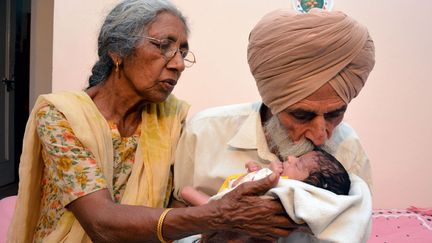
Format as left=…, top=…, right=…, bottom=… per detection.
left=8, top=91, right=189, bottom=242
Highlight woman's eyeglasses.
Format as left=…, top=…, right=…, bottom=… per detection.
left=144, top=36, right=196, bottom=68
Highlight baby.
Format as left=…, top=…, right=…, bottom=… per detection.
left=181, top=147, right=350, bottom=206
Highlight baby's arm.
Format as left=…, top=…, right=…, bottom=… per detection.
left=180, top=186, right=210, bottom=206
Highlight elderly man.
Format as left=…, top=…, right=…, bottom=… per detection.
left=174, top=9, right=375, bottom=242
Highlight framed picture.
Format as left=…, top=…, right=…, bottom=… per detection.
left=291, top=0, right=334, bottom=13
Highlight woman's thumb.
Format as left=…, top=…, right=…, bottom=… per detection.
left=241, top=172, right=280, bottom=196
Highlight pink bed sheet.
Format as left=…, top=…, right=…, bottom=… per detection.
left=368, top=208, right=432, bottom=243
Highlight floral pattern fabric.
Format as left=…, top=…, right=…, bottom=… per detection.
left=34, top=104, right=139, bottom=241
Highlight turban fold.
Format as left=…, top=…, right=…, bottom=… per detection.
left=248, top=9, right=375, bottom=114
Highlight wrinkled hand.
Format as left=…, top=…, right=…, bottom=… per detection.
left=209, top=173, right=298, bottom=241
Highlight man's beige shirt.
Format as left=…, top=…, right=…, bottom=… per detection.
left=174, top=102, right=371, bottom=200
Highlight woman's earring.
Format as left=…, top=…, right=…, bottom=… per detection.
left=115, top=61, right=120, bottom=73
left=115, top=61, right=121, bottom=79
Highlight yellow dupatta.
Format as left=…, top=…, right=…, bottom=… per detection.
left=7, top=91, right=189, bottom=243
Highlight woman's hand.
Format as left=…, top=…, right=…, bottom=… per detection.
left=68, top=173, right=299, bottom=242
left=208, top=172, right=298, bottom=241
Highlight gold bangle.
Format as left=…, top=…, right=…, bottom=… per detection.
left=157, top=208, right=173, bottom=243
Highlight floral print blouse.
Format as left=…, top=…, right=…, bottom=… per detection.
left=34, top=104, right=140, bottom=241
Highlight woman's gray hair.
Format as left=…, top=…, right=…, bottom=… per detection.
left=88, top=0, right=188, bottom=87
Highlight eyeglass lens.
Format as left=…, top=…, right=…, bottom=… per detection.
left=159, top=39, right=195, bottom=66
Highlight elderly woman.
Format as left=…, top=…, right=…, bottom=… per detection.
left=8, top=0, right=292, bottom=242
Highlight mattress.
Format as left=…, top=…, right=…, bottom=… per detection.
left=368, top=207, right=432, bottom=243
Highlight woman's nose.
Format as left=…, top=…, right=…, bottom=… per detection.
left=166, top=50, right=186, bottom=72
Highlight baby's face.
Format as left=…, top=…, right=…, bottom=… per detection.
left=282, top=151, right=319, bottom=180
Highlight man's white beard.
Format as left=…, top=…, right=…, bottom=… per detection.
left=263, top=115, right=335, bottom=160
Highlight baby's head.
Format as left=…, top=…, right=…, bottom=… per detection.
left=281, top=147, right=350, bottom=195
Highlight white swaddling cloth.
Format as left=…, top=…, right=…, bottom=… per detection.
left=209, top=168, right=372, bottom=243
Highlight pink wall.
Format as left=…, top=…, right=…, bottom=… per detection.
left=31, top=0, right=432, bottom=208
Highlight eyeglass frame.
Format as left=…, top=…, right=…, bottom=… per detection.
left=143, top=36, right=196, bottom=68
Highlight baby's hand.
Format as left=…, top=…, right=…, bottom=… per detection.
left=245, top=161, right=262, bottom=172
left=269, top=161, right=283, bottom=175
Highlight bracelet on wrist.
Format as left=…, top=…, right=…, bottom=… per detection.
left=157, top=208, right=173, bottom=243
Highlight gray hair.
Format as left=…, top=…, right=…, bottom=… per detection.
left=263, top=115, right=336, bottom=160
left=88, top=0, right=188, bottom=87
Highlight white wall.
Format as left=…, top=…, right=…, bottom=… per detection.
left=29, top=0, right=54, bottom=106
left=33, top=0, right=432, bottom=208
left=51, top=0, right=119, bottom=92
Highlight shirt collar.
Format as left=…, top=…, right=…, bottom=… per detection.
left=227, top=103, right=279, bottom=162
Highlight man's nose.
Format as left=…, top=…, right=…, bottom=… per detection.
left=305, top=116, right=328, bottom=146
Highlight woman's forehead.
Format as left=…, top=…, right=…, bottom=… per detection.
left=146, top=12, right=188, bottom=41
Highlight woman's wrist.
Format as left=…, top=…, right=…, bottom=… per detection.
left=162, top=202, right=226, bottom=239
left=157, top=208, right=173, bottom=242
